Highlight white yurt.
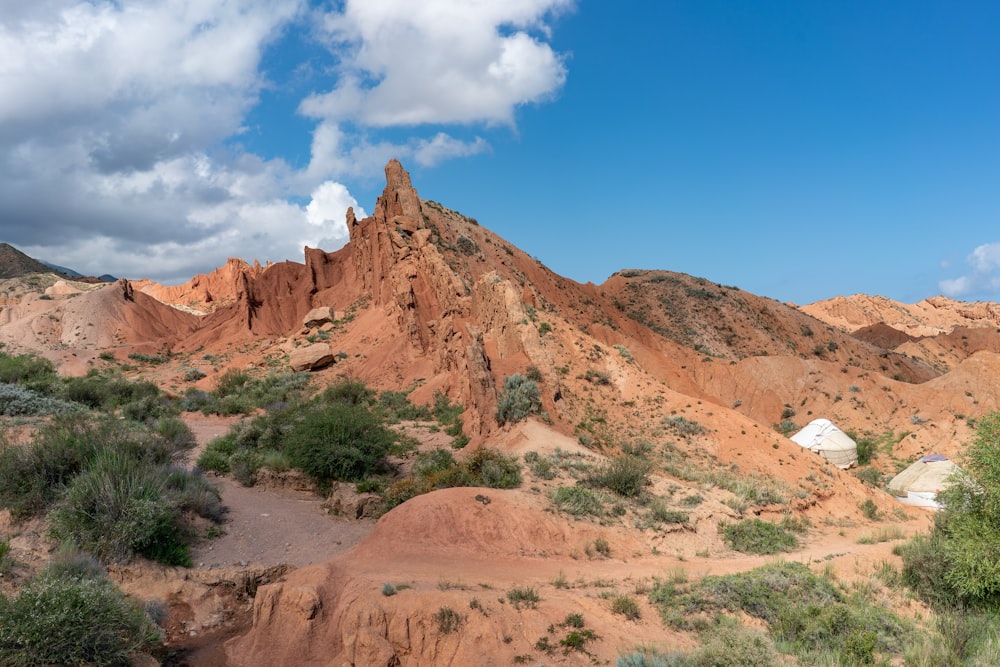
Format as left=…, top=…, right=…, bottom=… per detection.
left=888, top=454, right=961, bottom=509
left=789, top=418, right=858, bottom=469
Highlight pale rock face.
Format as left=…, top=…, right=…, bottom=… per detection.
left=288, top=343, right=335, bottom=372
left=302, top=306, right=337, bottom=329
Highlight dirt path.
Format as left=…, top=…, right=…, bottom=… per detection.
left=182, top=414, right=376, bottom=570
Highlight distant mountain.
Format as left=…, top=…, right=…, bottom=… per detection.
left=40, top=261, right=82, bottom=277
left=42, top=262, right=116, bottom=282
left=0, top=243, right=59, bottom=279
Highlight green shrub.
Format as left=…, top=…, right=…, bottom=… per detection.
left=0, top=568, right=161, bottom=665
left=650, top=562, right=911, bottom=665
left=524, top=450, right=555, bottom=479
left=432, top=391, right=464, bottom=425
left=196, top=446, right=232, bottom=474
left=560, top=628, right=597, bottom=653
left=611, top=594, right=641, bottom=620
left=0, top=414, right=111, bottom=518
left=687, top=625, right=780, bottom=667
left=319, top=379, right=375, bottom=406
left=0, top=538, right=11, bottom=574
left=616, top=652, right=684, bottom=667
left=720, top=519, right=798, bottom=555
left=380, top=447, right=521, bottom=513
left=645, top=499, right=689, bottom=526
left=495, top=373, right=542, bottom=424
left=49, top=451, right=186, bottom=565
left=552, top=485, right=606, bottom=517
left=587, top=455, right=651, bottom=498
left=206, top=371, right=311, bottom=415
left=898, top=534, right=965, bottom=609
left=128, top=352, right=169, bottom=365
left=854, top=467, right=884, bottom=487
left=229, top=449, right=263, bottom=487
left=860, top=498, right=881, bottom=521
left=413, top=448, right=457, bottom=478
left=506, top=587, right=540, bottom=609
left=0, top=351, right=58, bottom=392
left=664, top=416, right=707, bottom=438
left=151, top=416, right=196, bottom=454
left=284, top=401, right=396, bottom=483
left=183, top=368, right=206, bottom=382
left=435, top=606, right=462, bottom=634
left=378, top=390, right=432, bottom=421
left=899, top=411, right=1000, bottom=608
left=49, top=449, right=221, bottom=566
left=461, top=447, right=522, bottom=488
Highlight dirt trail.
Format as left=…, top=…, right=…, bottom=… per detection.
left=182, top=414, right=376, bottom=570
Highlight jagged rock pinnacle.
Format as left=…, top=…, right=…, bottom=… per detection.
left=380, top=158, right=422, bottom=221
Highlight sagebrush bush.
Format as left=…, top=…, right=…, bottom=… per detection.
left=60, top=372, right=162, bottom=414
left=495, top=373, right=542, bottom=424
left=413, top=447, right=457, bottom=478
left=151, top=416, right=196, bottom=454
left=0, top=568, right=161, bottom=666
left=0, top=382, right=80, bottom=416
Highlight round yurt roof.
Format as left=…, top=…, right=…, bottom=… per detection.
left=888, top=454, right=961, bottom=508
left=789, top=418, right=858, bottom=469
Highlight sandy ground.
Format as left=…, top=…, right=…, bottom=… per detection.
left=182, top=414, right=376, bottom=570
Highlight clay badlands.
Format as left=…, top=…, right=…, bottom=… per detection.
left=3, top=160, right=1000, bottom=665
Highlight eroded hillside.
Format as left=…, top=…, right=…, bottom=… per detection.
left=2, top=160, right=1000, bottom=665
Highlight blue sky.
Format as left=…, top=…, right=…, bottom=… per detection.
left=1, top=1, right=998, bottom=305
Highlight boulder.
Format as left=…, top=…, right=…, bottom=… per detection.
left=289, top=343, right=335, bottom=372
left=302, top=306, right=336, bottom=329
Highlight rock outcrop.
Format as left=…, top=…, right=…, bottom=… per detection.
left=302, top=306, right=337, bottom=329
left=289, top=343, right=336, bottom=372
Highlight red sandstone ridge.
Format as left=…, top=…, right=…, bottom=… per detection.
left=802, top=294, right=1000, bottom=337
left=134, top=258, right=270, bottom=314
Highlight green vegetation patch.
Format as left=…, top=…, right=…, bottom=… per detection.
left=649, top=561, right=911, bottom=666
left=0, top=564, right=161, bottom=666
left=719, top=518, right=798, bottom=555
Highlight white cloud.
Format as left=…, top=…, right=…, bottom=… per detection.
left=0, top=0, right=571, bottom=284
left=413, top=133, right=490, bottom=166
left=303, top=122, right=490, bottom=181
left=939, top=243, right=1000, bottom=299
left=300, top=0, right=571, bottom=127
left=969, top=243, right=1000, bottom=273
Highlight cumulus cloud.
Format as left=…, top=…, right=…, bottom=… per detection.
left=939, top=243, right=1000, bottom=299
left=301, top=0, right=571, bottom=127
left=0, top=0, right=570, bottom=283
